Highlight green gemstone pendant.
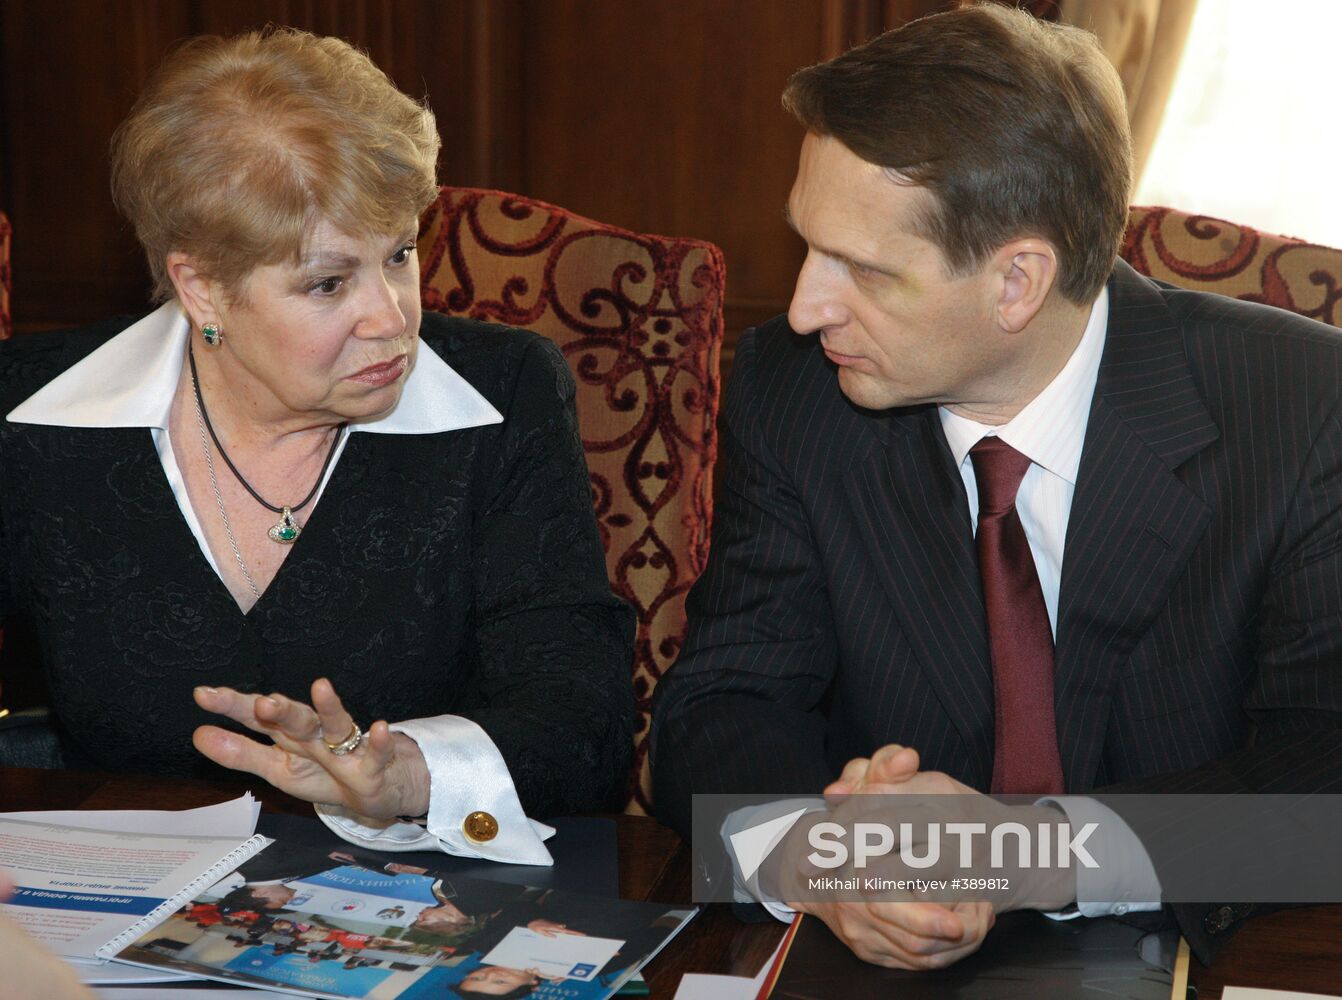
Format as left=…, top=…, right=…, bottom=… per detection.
left=267, top=507, right=301, bottom=544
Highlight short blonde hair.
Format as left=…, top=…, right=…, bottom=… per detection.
left=110, top=28, right=441, bottom=303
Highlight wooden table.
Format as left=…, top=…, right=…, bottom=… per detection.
left=3, top=767, right=1341, bottom=998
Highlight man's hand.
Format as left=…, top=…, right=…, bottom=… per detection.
left=768, top=744, right=996, bottom=970
left=774, top=744, right=1078, bottom=971
left=797, top=894, right=996, bottom=970
left=824, top=742, right=921, bottom=797
left=824, top=744, right=1078, bottom=911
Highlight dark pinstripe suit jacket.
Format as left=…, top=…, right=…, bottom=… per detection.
left=651, top=260, right=1342, bottom=953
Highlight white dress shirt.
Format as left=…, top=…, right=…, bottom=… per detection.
left=731, top=287, right=1161, bottom=920
left=941, top=287, right=1159, bottom=918
left=7, top=301, right=556, bottom=865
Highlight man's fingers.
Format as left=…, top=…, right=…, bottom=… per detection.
left=826, top=756, right=872, bottom=796
left=868, top=744, right=920, bottom=785
left=869, top=899, right=964, bottom=941
left=808, top=898, right=985, bottom=971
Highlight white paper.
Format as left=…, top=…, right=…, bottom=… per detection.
left=1222, top=989, right=1342, bottom=1000
left=673, top=919, right=791, bottom=1000
left=96, top=990, right=292, bottom=999
left=482, top=925, right=625, bottom=981
left=79, top=961, right=197, bottom=985
left=0, top=793, right=260, bottom=839
left=0, top=817, right=258, bottom=960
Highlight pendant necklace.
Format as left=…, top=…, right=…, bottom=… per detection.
left=188, top=340, right=346, bottom=545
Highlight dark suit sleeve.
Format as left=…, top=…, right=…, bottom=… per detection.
left=651, top=331, right=839, bottom=839
left=461, top=337, right=635, bottom=816
left=1107, top=400, right=1342, bottom=962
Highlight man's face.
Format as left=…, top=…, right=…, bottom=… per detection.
left=412, top=901, right=469, bottom=932
left=786, top=134, right=1006, bottom=413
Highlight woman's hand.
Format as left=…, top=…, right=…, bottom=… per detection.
left=192, top=678, right=430, bottom=821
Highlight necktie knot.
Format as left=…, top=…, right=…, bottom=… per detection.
left=970, top=437, right=1032, bottom=516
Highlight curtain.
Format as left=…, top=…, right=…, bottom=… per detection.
left=1057, top=0, right=1199, bottom=186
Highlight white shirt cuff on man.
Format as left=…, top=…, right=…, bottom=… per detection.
left=316, top=715, right=555, bottom=866
left=1038, top=795, right=1162, bottom=919
left=722, top=799, right=826, bottom=922
left=726, top=794, right=1162, bottom=923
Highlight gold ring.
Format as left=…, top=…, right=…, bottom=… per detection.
left=324, top=722, right=364, bottom=756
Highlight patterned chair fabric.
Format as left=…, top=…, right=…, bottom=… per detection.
left=1121, top=205, right=1342, bottom=329
left=418, top=187, right=725, bottom=813
left=0, top=210, right=11, bottom=340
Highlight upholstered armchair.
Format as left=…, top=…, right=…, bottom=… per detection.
left=0, top=207, right=59, bottom=768
left=1121, top=206, right=1342, bottom=329
left=418, top=187, right=725, bottom=813
left=0, top=210, right=11, bottom=340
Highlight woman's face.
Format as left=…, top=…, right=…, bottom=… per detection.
left=212, top=217, right=422, bottom=426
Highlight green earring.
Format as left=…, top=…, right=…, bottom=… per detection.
left=202, top=323, right=222, bottom=347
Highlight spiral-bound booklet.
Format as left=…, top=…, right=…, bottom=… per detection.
left=0, top=815, right=268, bottom=962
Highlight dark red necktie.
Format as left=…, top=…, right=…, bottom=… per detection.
left=970, top=437, right=1065, bottom=795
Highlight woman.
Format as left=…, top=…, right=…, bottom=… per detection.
left=0, top=29, right=633, bottom=865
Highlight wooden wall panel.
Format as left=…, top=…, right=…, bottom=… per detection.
left=0, top=0, right=191, bottom=329
left=0, top=0, right=503, bottom=333
left=0, top=0, right=940, bottom=350
left=517, top=0, right=822, bottom=355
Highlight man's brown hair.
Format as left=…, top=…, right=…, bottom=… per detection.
left=783, top=3, right=1131, bottom=304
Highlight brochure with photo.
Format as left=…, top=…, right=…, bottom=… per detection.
left=0, top=815, right=266, bottom=963
left=114, top=839, right=696, bottom=1000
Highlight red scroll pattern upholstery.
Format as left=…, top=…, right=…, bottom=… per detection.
left=0, top=211, right=11, bottom=340
left=418, top=187, right=725, bottom=813
left=1122, top=206, right=1342, bottom=329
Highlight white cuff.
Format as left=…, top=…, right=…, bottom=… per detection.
left=1038, top=795, right=1162, bottom=919
left=721, top=799, right=825, bottom=922
left=316, top=715, right=555, bottom=866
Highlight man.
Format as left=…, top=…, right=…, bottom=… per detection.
left=651, top=2, right=1342, bottom=971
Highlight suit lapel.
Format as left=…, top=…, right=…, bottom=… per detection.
left=844, top=408, right=995, bottom=779
left=1055, top=261, right=1219, bottom=789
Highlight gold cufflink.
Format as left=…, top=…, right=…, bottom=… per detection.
left=463, top=810, right=499, bottom=843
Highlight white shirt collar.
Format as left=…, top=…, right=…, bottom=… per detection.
left=939, top=286, right=1108, bottom=486
left=6, top=300, right=504, bottom=434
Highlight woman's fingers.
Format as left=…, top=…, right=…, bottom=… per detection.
left=191, top=725, right=331, bottom=800
left=309, top=678, right=360, bottom=751
left=193, top=679, right=413, bottom=817
left=194, top=685, right=320, bottom=746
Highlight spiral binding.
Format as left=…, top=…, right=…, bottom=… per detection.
left=95, top=833, right=272, bottom=960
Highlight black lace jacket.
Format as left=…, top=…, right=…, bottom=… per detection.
left=0, top=310, right=635, bottom=815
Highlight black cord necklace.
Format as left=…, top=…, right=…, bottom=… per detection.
left=188, top=339, right=346, bottom=544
